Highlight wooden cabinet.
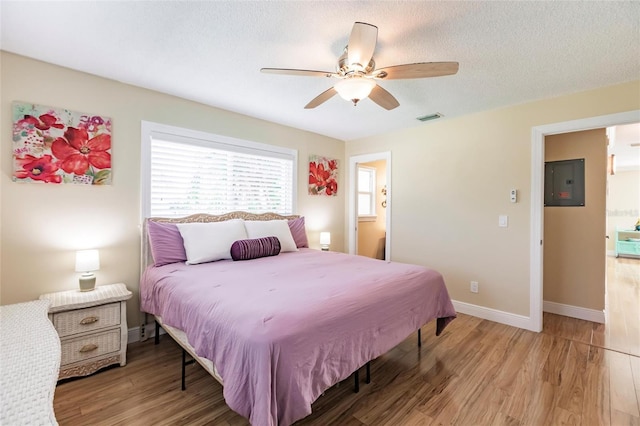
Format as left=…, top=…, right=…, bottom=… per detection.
left=39, top=283, right=132, bottom=380
left=615, top=228, right=640, bottom=258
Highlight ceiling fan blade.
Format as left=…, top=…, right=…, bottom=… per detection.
left=347, top=22, right=378, bottom=69
left=373, top=62, right=459, bottom=79
left=305, top=87, right=338, bottom=109
left=261, top=68, right=336, bottom=78
left=369, top=85, right=399, bottom=110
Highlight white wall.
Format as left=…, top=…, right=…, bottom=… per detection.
left=0, top=52, right=345, bottom=325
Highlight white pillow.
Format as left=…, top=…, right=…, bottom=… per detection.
left=244, top=220, right=298, bottom=253
left=176, top=219, right=248, bottom=264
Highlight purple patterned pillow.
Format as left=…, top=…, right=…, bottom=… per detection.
left=230, top=237, right=281, bottom=261
left=147, top=220, right=187, bottom=266
left=288, top=217, right=309, bottom=248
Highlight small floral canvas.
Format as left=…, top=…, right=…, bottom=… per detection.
left=12, top=102, right=112, bottom=185
left=309, top=155, right=338, bottom=196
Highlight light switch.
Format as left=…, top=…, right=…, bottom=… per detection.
left=499, top=215, right=508, bottom=227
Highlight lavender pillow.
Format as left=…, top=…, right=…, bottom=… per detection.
left=288, top=217, right=309, bottom=248
left=147, top=220, right=187, bottom=266
left=230, top=237, right=281, bottom=261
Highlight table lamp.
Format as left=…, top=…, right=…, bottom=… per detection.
left=320, top=232, right=331, bottom=251
left=75, top=249, right=100, bottom=291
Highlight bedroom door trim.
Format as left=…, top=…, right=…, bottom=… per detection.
left=348, top=152, right=392, bottom=260
left=529, top=109, right=640, bottom=332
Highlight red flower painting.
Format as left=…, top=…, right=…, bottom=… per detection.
left=309, top=155, right=338, bottom=196
left=12, top=102, right=112, bottom=185
left=14, top=154, right=62, bottom=183
left=52, top=127, right=111, bottom=175
left=19, top=114, right=65, bottom=131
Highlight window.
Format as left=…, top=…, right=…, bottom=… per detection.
left=141, top=121, right=296, bottom=218
left=357, top=166, right=376, bottom=219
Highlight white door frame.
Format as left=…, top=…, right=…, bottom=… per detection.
left=348, top=152, right=392, bottom=259
left=529, top=110, right=640, bottom=332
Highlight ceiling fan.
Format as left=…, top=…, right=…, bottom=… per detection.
left=261, top=22, right=459, bottom=110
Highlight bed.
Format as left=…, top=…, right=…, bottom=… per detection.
left=140, top=212, right=456, bottom=426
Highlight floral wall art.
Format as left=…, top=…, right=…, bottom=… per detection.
left=309, top=155, right=338, bottom=196
left=12, top=102, right=112, bottom=185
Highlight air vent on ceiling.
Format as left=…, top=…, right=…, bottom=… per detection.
left=416, top=113, right=443, bottom=122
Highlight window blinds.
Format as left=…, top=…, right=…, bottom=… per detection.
left=149, top=135, right=294, bottom=217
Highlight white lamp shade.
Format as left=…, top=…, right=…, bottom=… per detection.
left=335, top=78, right=376, bottom=102
left=319, top=232, right=331, bottom=246
left=75, top=249, right=100, bottom=272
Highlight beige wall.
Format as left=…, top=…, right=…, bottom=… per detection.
left=357, top=159, right=386, bottom=259
left=3, top=50, right=638, bottom=325
left=345, top=80, right=640, bottom=317
left=544, top=129, right=607, bottom=311
left=0, top=52, right=345, bottom=326
left=607, top=170, right=640, bottom=252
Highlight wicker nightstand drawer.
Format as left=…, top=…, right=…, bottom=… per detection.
left=53, top=302, right=120, bottom=338
left=40, top=283, right=132, bottom=379
left=61, top=329, right=121, bottom=366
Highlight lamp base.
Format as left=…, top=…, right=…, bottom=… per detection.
left=79, top=274, right=96, bottom=292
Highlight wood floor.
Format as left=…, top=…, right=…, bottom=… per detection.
left=604, top=257, right=640, bottom=357
left=542, top=257, right=639, bottom=358
left=53, top=258, right=639, bottom=426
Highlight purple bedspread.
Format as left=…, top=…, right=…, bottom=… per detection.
left=140, top=249, right=456, bottom=426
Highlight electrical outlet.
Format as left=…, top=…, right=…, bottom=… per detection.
left=470, top=281, right=479, bottom=293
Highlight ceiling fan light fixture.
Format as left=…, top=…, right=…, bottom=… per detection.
left=262, top=22, right=458, bottom=110
left=335, top=78, right=376, bottom=104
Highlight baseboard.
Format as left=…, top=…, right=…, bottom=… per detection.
left=451, top=300, right=536, bottom=331
left=128, top=327, right=140, bottom=344
left=543, top=300, right=605, bottom=324
left=127, top=323, right=167, bottom=345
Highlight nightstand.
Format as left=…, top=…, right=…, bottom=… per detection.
left=39, top=283, right=132, bottom=380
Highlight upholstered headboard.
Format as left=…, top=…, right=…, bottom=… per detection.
left=141, top=211, right=300, bottom=271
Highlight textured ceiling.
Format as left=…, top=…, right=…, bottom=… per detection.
left=1, top=1, right=639, bottom=142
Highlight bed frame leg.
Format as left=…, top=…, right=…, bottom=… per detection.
left=418, top=328, right=422, bottom=348
left=366, top=362, right=371, bottom=384
left=181, top=349, right=187, bottom=391
left=155, top=320, right=160, bottom=345
left=354, top=370, right=360, bottom=393
left=180, top=349, right=196, bottom=391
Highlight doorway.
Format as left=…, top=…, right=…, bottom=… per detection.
left=542, top=129, right=607, bottom=323
left=540, top=123, right=639, bottom=356
left=356, top=160, right=387, bottom=259
left=348, top=152, right=391, bottom=260
left=529, top=110, right=640, bottom=332
left=604, top=123, right=640, bottom=356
